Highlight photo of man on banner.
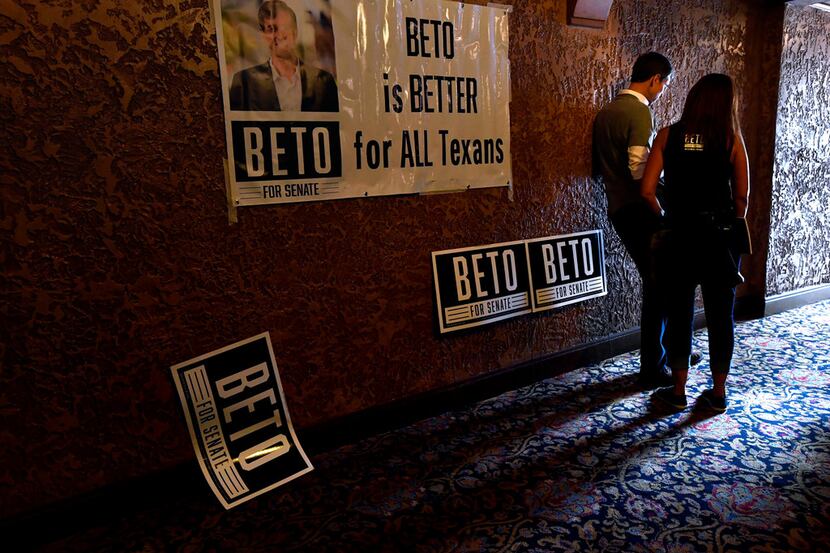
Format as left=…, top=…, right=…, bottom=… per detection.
left=224, top=0, right=339, bottom=112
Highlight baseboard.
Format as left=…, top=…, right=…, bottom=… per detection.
left=304, top=313, right=714, bottom=452
left=303, top=327, right=642, bottom=453
left=764, top=283, right=830, bottom=316
left=1, top=315, right=704, bottom=545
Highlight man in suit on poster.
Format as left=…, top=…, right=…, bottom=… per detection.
left=229, top=0, right=339, bottom=112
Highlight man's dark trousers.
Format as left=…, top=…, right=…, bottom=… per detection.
left=610, top=201, right=668, bottom=378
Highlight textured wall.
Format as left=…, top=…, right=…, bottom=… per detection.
left=767, top=6, right=830, bottom=296
left=0, top=0, right=777, bottom=517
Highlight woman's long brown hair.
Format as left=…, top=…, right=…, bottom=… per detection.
left=680, top=73, right=741, bottom=153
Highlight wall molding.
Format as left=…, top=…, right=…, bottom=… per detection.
left=764, top=283, right=830, bottom=316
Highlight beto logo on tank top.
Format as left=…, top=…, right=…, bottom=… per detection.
left=684, top=133, right=704, bottom=151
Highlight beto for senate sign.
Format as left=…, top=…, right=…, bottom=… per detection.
left=525, top=230, right=606, bottom=312
left=171, top=333, right=312, bottom=509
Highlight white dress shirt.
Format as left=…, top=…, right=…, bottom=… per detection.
left=270, top=59, right=302, bottom=112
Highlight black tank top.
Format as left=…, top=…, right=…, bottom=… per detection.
left=662, top=122, right=735, bottom=228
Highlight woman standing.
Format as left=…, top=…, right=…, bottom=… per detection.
left=641, top=73, right=750, bottom=413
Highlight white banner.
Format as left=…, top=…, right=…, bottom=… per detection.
left=214, top=0, right=512, bottom=205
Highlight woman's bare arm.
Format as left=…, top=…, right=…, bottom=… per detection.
left=641, top=127, right=669, bottom=216
left=731, top=132, right=750, bottom=217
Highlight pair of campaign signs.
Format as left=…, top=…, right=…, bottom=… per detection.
left=432, top=230, right=607, bottom=333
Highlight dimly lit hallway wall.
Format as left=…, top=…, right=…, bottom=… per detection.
left=0, top=0, right=803, bottom=518
left=767, top=5, right=830, bottom=296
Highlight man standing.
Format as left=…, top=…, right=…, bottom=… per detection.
left=593, top=52, right=698, bottom=388
left=229, top=0, right=339, bottom=112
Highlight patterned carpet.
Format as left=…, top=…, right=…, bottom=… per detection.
left=41, top=301, right=830, bottom=552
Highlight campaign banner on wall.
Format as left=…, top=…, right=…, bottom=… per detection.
left=171, top=333, right=312, bottom=509
left=213, top=0, right=511, bottom=205
left=432, top=230, right=607, bottom=333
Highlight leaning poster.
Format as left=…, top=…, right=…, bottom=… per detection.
left=213, top=0, right=512, bottom=205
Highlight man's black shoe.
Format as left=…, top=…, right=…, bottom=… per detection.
left=690, top=351, right=704, bottom=366
left=652, top=386, right=688, bottom=410
left=639, top=369, right=673, bottom=390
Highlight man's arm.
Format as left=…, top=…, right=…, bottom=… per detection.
left=628, top=145, right=650, bottom=181
left=628, top=107, right=654, bottom=181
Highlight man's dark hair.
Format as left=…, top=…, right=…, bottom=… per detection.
left=630, top=52, right=673, bottom=83
left=258, top=0, right=297, bottom=31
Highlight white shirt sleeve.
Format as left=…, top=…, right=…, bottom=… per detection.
left=628, top=145, right=650, bottom=180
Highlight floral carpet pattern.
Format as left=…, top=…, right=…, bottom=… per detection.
left=43, top=301, right=830, bottom=552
